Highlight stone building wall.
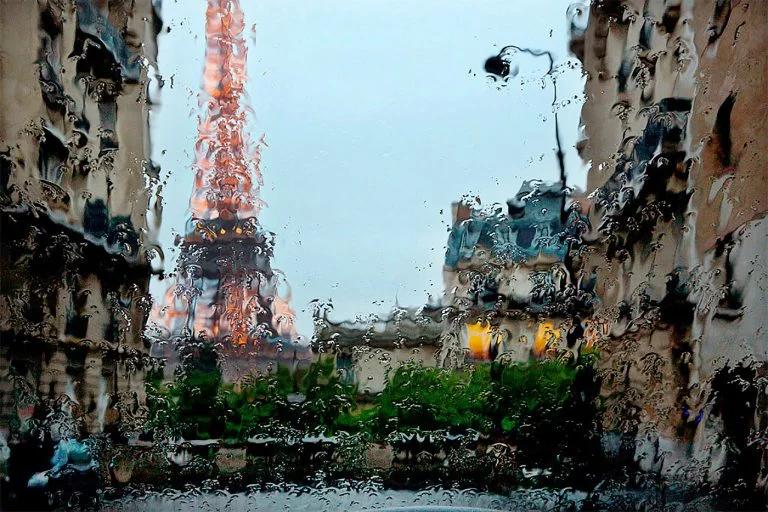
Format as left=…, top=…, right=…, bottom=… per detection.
left=314, top=308, right=444, bottom=394
left=0, top=0, right=161, bottom=438
left=351, top=345, right=440, bottom=395
left=572, top=0, right=766, bottom=490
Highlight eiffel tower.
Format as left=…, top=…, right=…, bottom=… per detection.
left=152, top=0, right=304, bottom=380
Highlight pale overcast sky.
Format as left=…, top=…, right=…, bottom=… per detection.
left=148, top=0, right=587, bottom=339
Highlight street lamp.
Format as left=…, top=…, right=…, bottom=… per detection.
left=484, top=45, right=566, bottom=189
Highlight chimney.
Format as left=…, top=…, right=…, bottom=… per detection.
left=451, top=201, right=472, bottom=225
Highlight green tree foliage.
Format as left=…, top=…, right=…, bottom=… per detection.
left=488, top=359, right=576, bottom=434
left=146, top=346, right=602, bottom=473
left=298, top=355, right=357, bottom=431
left=146, top=341, right=226, bottom=440
left=147, top=354, right=359, bottom=441
left=486, top=355, right=604, bottom=482
left=372, top=363, right=492, bottom=434
left=220, top=365, right=295, bottom=439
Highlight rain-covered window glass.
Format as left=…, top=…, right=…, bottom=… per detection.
left=1, top=1, right=766, bottom=511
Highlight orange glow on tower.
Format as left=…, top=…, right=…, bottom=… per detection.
left=152, top=0, right=299, bottom=357
left=192, top=0, right=263, bottom=222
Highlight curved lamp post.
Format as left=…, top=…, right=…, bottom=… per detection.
left=484, top=45, right=566, bottom=188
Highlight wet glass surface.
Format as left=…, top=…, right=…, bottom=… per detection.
left=0, top=0, right=766, bottom=510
